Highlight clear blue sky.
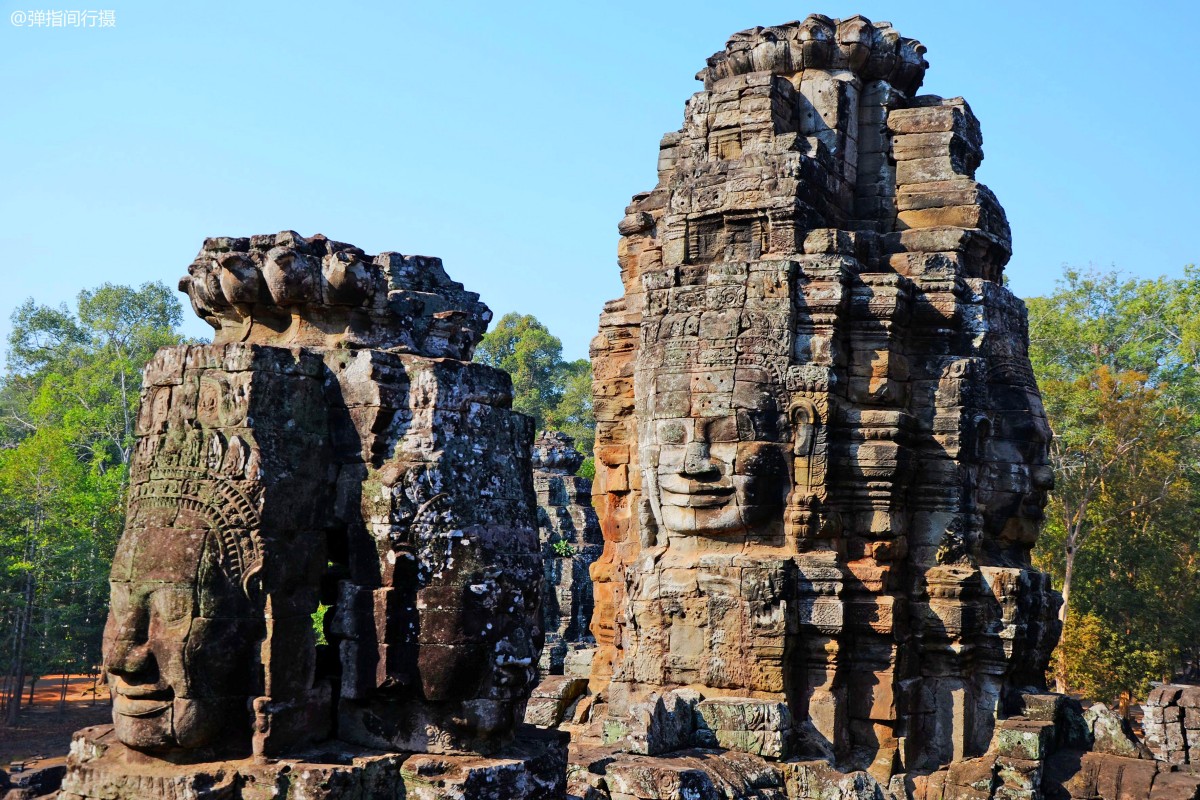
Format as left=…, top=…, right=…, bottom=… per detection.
left=3, top=0, right=1196, bottom=361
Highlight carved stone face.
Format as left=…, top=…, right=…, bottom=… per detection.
left=104, top=509, right=260, bottom=752
left=645, top=366, right=790, bottom=536
left=976, top=391, right=1055, bottom=548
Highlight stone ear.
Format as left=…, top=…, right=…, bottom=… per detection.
left=789, top=400, right=818, bottom=456
left=241, top=561, right=263, bottom=605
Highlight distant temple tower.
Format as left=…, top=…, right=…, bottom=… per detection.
left=530, top=431, right=602, bottom=675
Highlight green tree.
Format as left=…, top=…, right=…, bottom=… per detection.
left=0, top=282, right=185, bottom=721
left=546, top=359, right=594, bottom=457
left=476, top=313, right=595, bottom=466
left=475, top=313, right=565, bottom=429
left=1028, top=268, right=1200, bottom=704
left=1054, top=611, right=1168, bottom=707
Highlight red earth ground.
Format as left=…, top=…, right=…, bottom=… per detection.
left=0, top=675, right=112, bottom=771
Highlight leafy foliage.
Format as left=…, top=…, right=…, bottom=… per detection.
left=0, top=283, right=186, bottom=720
left=475, top=313, right=565, bottom=428
left=476, top=313, right=596, bottom=464
left=1029, top=267, right=1200, bottom=704
left=546, top=358, right=594, bottom=458
left=1053, top=611, right=1168, bottom=705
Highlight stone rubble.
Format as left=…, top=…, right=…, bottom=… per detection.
left=1144, top=685, right=1200, bottom=765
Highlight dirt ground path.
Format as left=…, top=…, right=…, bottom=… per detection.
left=0, top=675, right=112, bottom=768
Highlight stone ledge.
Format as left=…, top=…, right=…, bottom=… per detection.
left=58, top=725, right=567, bottom=800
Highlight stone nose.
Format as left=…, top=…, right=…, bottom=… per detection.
left=1031, top=465, right=1055, bottom=491
left=103, top=602, right=155, bottom=678
left=105, top=635, right=155, bottom=679
left=681, top=441, right=720, bottom=480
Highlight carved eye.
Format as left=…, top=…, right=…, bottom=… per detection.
left=151, top=585, right=195, bottom=625
left=658, top=420, right=687, bottom=445
left=736, top=409, right=780, bottom=442
left=705, top=417, right=739, bottom=443
left=107, top=582, right=137, bottom=626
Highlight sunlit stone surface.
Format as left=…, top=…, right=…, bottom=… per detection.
left=61, top=232, right=565, bottom=799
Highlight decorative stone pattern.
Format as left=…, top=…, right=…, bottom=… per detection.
left=584, top=11, right=1062, bottom=787
left=531, top=430, right=603, bottom=675
left=64, top=232, right=559, bottom=798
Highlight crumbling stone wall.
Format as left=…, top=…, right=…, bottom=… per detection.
left=531, top=430, right=602, bottom=675
left=586, top=12, right=1060, bottom=781
left=1144, top=685, right=1200, bottom=764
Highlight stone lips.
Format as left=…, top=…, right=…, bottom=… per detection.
left=584, top=9, right=1062, bottom=788
left=179, top=230, right=491, bottom=359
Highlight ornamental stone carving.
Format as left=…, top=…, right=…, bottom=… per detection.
left=581, top=12, right=1062, bottom=790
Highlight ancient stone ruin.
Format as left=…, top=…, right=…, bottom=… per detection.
left=50, top=13, right=1200, bottom=800
left=572, top=12, right=1200, bottom=800
left=530, top=431, right=602, bottom=677
left=1144, top=686, right=1200, bottom=765
left=523, top=432, right=602, bottom=732
left=60, top=232, right=566, bottom=799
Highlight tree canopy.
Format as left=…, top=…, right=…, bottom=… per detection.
left=0, top=282, right=186, bottom=721
left=1028, top=267, right=1200, bottom=706
left=476, top=312, right=595, bottom=467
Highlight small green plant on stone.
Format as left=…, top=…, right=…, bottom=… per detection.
left=312, top=602, right=331, bottom=646
left=552, top=539, right=576, bottom=558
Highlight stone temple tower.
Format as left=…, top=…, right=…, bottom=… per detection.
left=583, top=12, right=1060, bottom=782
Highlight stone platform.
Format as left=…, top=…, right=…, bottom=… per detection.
left=57, top=725, right=567, bottom=800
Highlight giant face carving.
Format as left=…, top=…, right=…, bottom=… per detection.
left=104, top=505, right=262, bottom=752
left=635, top=262, right=798, bottom=539
left=975, top=394, right=1055, bottom=550
left=643, top=364, right=791, bottom=536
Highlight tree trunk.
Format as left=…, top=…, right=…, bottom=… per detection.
left=1060, top=546, right=1075, bottom=625
left=1054, top=527, right=1079, bottom=694
left=0, top=671, right=10, bottom=721
left=6, top=559, right=36, bottom=724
